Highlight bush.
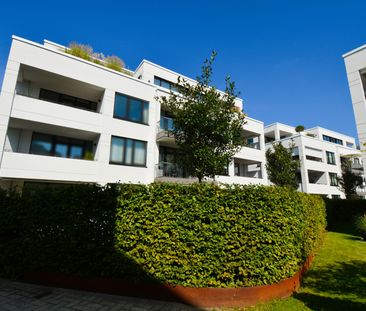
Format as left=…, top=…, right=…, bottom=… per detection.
left=105, top=55, right=125, bottom=72
left=325, top=198, right=366, bottom=232
left=0, top=183, right=326, bottom=288
left=355, top=214, right=366, bottom=240
left=66, top=42, right=93, bottom=61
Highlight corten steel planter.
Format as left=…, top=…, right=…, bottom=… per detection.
left=25, top=255, right=313, bottom=308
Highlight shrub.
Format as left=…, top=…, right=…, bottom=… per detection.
left=355, top=214, right=366, bottom=240
left=115, top=184, right=325, bottom=287
left=0, top=183, right=326, bottom=288
left=295, top=125, right=305, bottom=132
left=105, top=55, right=125, bottom=72
left=325, top=198, right=366, bottom=232
left=65, top=42, right=93, bottom=61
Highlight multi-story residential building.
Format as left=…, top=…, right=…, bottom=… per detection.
left=264, top=123, right=364, bottom=198
left=0, top=36, right=268, bottom=189
left=343, top=45, right=366, bottom=174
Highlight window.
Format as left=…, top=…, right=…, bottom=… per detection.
left=326, top=151, right=336, bottom=165
left=30, top=133, right=93, bottom=159
left=110, top=136, right=147, bottom=166
left=323, top=135, right=343, bottom=145
left=39, top=89, right=98, bottom=112
left=114, top=93, right=149, bottom=124
left=346, top=142, right=354, bottom=148
left=329, top=173, right=338, bottom=186
left=234, top=163, right=240, bottom=176
left=154, top=76, right=178, bottom=92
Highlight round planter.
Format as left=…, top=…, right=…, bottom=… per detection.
left=24, top=255, right=313, bottom=308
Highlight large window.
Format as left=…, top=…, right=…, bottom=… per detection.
left=154, top=76, right=178, bottom=92
left=110, top=136, right=147, bottom=166
left=39, top=89, right=98, bottom=112
left=30, top=133, right=93, bottom=159
left=329, top=173, right=338, bottom=186
left=114, top=93, right=149, bottom=124
left=323, top=135, right=343, bottom=145
left=326, top=151, right=336, bottom=165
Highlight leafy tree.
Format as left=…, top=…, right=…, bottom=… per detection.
left=158, top=52, right=246, bottom=182
left=265, top=142, right=299, bottom=189
left=295, top=125, right=305, bottom=132
left=337, top=159, right=363, bottom=199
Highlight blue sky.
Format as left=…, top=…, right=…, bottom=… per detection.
left=0, top=0, right=365, bottom=139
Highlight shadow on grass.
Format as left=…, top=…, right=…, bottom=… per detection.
left=295, top=260, right=366, bottom=310
left=294, top=293, right=366, bottom=311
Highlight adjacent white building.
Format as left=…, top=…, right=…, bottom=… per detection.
left=343, top=45, right=366, bottom=174
left=0, top=36, right=268, bottom=189
left=265, top=123, right=364, bottom=198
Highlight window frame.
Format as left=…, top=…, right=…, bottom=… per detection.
left=109, top=135, right=147, bottom=167
left=39, top=88, right=98, bottom=112
left=329, top=172, right=338, bottom=186
left=326, top=151, right=336, bottom=165
left=30, top=132, right=93, bottom=160
left=154, top=76, right=178, bottom=92
left=113, top=92, right=149, bottom=125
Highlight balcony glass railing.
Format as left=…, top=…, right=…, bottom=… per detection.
left=156, top=161, right=188, bottom=178
left=159, top=116, right=174, bottom=131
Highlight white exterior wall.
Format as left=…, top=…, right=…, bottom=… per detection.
left=343, top=45, right=366, bottom=173
left=265, top=123, right=363, bottom=198
left=0, top=36, right=267, bottom=186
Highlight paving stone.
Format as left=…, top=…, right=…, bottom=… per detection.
left=0, top=279, right=200, bottom=311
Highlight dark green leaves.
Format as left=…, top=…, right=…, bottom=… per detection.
left=158, top=52, right=246, bottom=182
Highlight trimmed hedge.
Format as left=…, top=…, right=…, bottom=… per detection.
left=325, top=198, right=366, bottom=232
left=0, top=183, right=326, bottom=288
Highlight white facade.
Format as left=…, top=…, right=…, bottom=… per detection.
left=0, top=36, right=268, bottom=188
left=265, top=123, right=364, bottom=198
left=343, top=45, right=366, bottom=174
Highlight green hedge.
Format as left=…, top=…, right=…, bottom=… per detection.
left=325, top=198, right=366, bottom=232
left=0, top=183, right=326, bottom=288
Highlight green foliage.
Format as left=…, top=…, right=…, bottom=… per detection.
left=158, top=52, right=246, bottom=182
left=324, top=198, right=366, bottom=233
left=355, top=214, right=366, bottom=240
left=295, top=125, right=305, bottom=132
left=105, top=55, right=125, bottom=72
left=83, top=150, right=94, bottom=160
left=265, top=143, right=300, bottom=189
left=0, top=183, right=326, bottom=288
left=65, top=42, right=93, bottom=61
left=65, top=42, right=131, bottom=75
left=337, top=159, right=363, bottom=199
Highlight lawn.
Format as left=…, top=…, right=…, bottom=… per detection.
left=250, top=230, right=366, bottom=311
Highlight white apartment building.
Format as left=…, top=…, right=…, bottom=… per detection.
left=0, top=36, right=268, bottom=189
left=343, top=45, right=366, bottom=174
left=265, top=123, right=364, bottom=198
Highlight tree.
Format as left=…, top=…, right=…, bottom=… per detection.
left=295, top=125, right=305, bottom=132
left=265, top=142, right=299, bottom=189
left=337, top=159, right=363, bottom=199
left=158, top=52, right=246, bottom=182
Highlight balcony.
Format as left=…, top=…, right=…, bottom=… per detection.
left=156, top=116, right=175, bottom=145
left=234, top=158, right=263, bottom=179
left=154, top=162, right=196, bottom=183
left=11, top=94, right=102, bottom=133
left=0, top=152, right=98, bottom=183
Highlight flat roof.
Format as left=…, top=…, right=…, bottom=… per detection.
left=342, top=43, right=366, bottom=58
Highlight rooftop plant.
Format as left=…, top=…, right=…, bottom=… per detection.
left=105, top=55, right=125, bottom=72
left=65, top=42, right=132, bottom=76
left=65, top=42, right=93, bottom=61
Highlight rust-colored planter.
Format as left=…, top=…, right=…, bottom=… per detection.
left=24, top=255, right=313, bottom=308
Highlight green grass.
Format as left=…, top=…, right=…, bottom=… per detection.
left=249, top=230, right=366, bottom=311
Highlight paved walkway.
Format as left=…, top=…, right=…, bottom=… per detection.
left=0, top=279, right=199, bottom=311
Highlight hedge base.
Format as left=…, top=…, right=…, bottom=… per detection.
left=24, top=255, right=313, bottom=308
